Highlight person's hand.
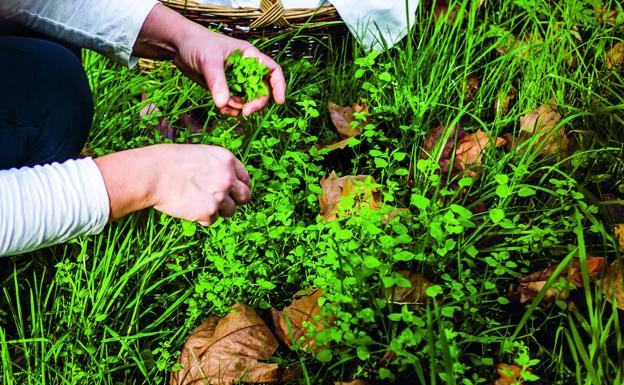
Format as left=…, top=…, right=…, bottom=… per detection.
left=151, top=144, right=252, bottom=225
left=134, top=4, right=286, bottom=117
left=174, top=27, right=286, bottom=117
left=94, top=144, right=252, bottom=226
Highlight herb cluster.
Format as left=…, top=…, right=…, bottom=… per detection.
left=225, top=49, right=269, bottom=102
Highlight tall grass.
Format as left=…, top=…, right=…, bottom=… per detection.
left=1, top=0, right=623, bottom=384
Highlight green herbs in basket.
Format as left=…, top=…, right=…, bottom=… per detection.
left=226, top=49, right=270, bottom=102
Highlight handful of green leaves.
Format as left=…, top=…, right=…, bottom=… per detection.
left=225, top=49, right=270, bottom=102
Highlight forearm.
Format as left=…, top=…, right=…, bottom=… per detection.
left=0, top=159, right=109, bottom=257
left=132, top=3, right=190, bottom=61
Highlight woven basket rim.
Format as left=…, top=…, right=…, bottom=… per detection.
left=160, top=0, right=337, bottom=18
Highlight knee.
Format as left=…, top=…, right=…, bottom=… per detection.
left=31, top=39, right=94, bottom=164
left=0, top=37, right=93, bottom=167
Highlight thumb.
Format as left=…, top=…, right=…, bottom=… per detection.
left=203, top=61, right=230, bottom=108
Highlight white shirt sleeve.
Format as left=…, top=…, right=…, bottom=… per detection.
left=0, top=0, right=158, bottom=67
left=0, top=158, right=110, bottom=257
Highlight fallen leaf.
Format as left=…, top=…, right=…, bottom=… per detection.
left=464, top=75, right=481, bottom=102
left=433, top=0, right=485, bottom=24
left=510, top=257, right=608, bottom=309
left=494, top=86, right=517, bottom=117
left=606, top=43, right=624, bottom=70
left=595, top=5, right=618, bottom=25
left=382, top=208, right=412, bottom=224
left=518, top=104, right=569, bottom=156
left=180, top=111, right=209, bottom=134
left=493, top=363, right=523, bottom=385
left=615, top=224, right=624, bottom=250
left=434, top=0, right=458, bottom=23
left=319, top=172, right=380, bottom=220
left=269, top=288, right=326, bottom=349
left=311, top=101, right=368, bottom=153
left=140, top=91, right=175, bottom=140
left=385, top=270, right=432, bottom=305
left=379, top=349, right=396, bottom=365
left=495, top=31, right=543, bottom=59
left=171, top=303, right=292, bottom=385
left=334, top=381, right=372, bottom=385
left=312, top=137, right=358, bottom=153
left=455, top=130, right=508, bottom=176
left=421, top=124, right=466, bottom=174
left=328, top=101, right=368, bottom=139
left=598, top=260, right=624, bottom=310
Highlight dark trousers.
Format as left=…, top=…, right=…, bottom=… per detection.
left=0, top=32, right=93, bottom=169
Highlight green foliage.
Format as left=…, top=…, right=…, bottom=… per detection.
left=225, top=49, right=269, bottom=102
left=2, top=0, right=624, bottom=384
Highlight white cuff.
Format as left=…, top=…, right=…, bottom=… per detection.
left=0, top=158, right=110, bottom=256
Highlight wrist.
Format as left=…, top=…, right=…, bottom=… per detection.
left=133, top=3, right=190, bottom=60
left=94, top=146, right=161, bottom=220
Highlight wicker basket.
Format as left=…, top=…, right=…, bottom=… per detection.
left=161, top=0, right=343, bottom=37
left=136, top=0, right=348, bottom=70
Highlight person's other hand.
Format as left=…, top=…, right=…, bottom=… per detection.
left=95, top=144, right=252, bottom=226
left=151, top=144, right=252, bottom=225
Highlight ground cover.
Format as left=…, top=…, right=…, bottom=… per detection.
left=1, top=0, right=624, bottom=384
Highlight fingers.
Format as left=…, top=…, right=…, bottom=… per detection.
left=202, top=61, right=230, bottom=109
left=242, top=48, right=286, bottom=105
left=218, top=96, right=245, bottom=116
left=229, top=96, right=244, bottom=110
left=242, top=95, right=270, bottom=116
left=230, top=179, right=252, bottom=204
left=197, top=201, right=219, bottom=226
left=218, top=195, right=237, bottom=217
left=218, top=106, right=240, bottom=117
left=229, top=156, right=251, bottom=188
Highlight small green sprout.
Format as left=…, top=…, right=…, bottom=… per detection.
left=225, top=49, right=270, bottom=102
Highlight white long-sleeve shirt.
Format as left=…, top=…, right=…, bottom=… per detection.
left=0, top=0, right=158, bottom=256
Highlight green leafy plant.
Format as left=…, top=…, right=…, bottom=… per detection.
left=225, top=49, right=270, bottom=102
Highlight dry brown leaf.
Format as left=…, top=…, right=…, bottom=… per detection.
left=382, top=208, right=412, bottom=224
left=140, top=91, right=175, bottom=140
left=171, top=303, right=292, bottom=385
left=495, top=86, right=517, bottom=117
left=334, top=381, right=372, bottom=385
left=327, top=101, right=367, bottom=139
left=385, top=270, right=432, bottom=305
left=319, top=172, right=380, bottom=220
left=455, top=129, right=508, bottom=176
left=421, top=124, right=466, bottom=174
left=606, top=43, right=624, bottom=70
left=493, top=363, right=523, bottom=385
left=269, top=288, right=326, bottom=349
left=433, top=0, right=457, bottom=23
left=615, top=224, right=624, bottom=250
left=595, top=5, right=618, bottom=25
left=433, top=0, right=486, bottom=24
left=496, top=31, right=543, bottom=58
left=464, top=75, right=481, bottom=102
left=519, top=104, right=569, bottom=156
left=599, top=260, right=624, bottom=310
left=318, top=172, right=408, bottom=221
left=312, top=138, right=353, bottom=153
left=379, top=349, right=397, bottom=365
left=510, top=257, right=608, bottom=309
